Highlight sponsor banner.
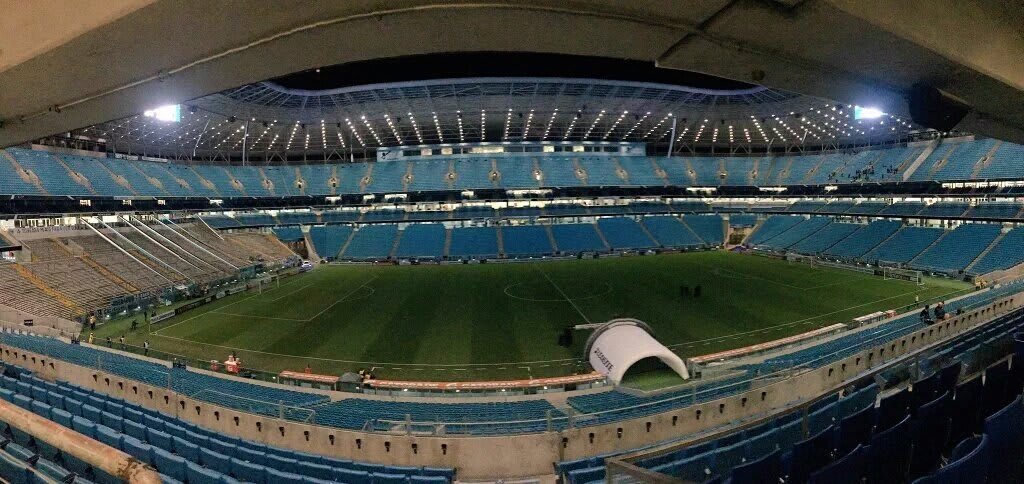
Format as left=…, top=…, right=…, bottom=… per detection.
left=279, top=370, right=340, bottom=385
left=152, top=311, right=176, bottom=324
left=365, top=372, right=604, bottom=390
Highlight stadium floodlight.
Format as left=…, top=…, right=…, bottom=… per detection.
left=854, top=106, right=884, bottom=120
left=143, top=104, right=181, bottom=122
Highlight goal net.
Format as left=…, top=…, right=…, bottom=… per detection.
left=880, top=266, right=924, bottom=285
left=785, top=253, right=817, bottom=267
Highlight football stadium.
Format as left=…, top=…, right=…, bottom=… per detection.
left=1, top=3, right=1024, bottom=483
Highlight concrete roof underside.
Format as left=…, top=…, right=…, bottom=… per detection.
left=1, top=0, right=1022, bottom=148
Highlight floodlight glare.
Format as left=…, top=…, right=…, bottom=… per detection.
left=143, top=104, right=181, bottom=122
left=854, top=106, right=883, bottom=120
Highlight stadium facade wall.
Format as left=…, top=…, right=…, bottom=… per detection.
left=0, top=304, right=78, bottom=337
left=3, top=291, right=1021, bottom=479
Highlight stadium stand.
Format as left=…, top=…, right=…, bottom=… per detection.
left=395, top=223, right=446, bottom=259
left=500, top=225, right=554, bottom=257
left=822, top=220, right=903, bottom=259
left=271, top=226, right=304, bottom=243
left=862, top=226, right=944, bottom=264
left=911, top=223, right=1002, bottom=273
left=756, top=217, right=831, bottom=250
left=340, top=225, right=399, bottom=260
left=788, top=222, right=861, bottom=254
left=640, top=216, right=704, bottom=249
left=681, top=214, right=725, bottom=245
left=596, top=217, right=656, bottom=250
left=727, top=214, right=758, bottom=227
left=448, top=226, right=499, bottom=259
left=746, top=215, right=805, bottom=246
left=550, top=224, right=607, bottom=253
left=307, top=226, right=353, bottom=261
left=967, top=227, right=1024, bottom=276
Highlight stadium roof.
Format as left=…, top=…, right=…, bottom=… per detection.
left=67, top=75, right=922, bottom=160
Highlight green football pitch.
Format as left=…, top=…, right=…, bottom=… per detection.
left=96, top=251, right=969, bottom=381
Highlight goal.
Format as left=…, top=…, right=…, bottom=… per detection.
left=785, top=253, right=817, bottom=267
left=881, top=266, right=924, bottom=285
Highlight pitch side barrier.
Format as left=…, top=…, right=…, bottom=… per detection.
left=1, top=288, right=1022, bottom=478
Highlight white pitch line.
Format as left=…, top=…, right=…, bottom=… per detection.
left=208, top=311, right=308, bottom=322
left=267, top=282, right=316, bottom=302
left=536, top=266, right=592, bottom=324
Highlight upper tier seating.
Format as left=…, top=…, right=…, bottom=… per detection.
left=911, top=223, right=1002, bottom=273
left=963, top=203, right=1023, bottom=220
left=862, top=226, right=944, bottom=264
left=919, top=202, right=969, bottom=218
left=275, top=212, right=318, bottom=226
left=5, top=138, right=1024, bottom=200
left=395, top=224, right=446, bottom=259
left=6, top=148, right=90, bottom=196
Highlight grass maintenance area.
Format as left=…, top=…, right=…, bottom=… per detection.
left=96, top=251, right=969, bottom=382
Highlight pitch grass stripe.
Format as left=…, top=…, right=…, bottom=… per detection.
left=150, top=273, right=961, bottom=369
left=536, top=265, right=592, bottom=324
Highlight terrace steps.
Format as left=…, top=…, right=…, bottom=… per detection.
left=748, top=158, right=761, bottom=185
left=776, top=157, right=795, bottom=185
left=360, top=163, right=374, bottom=193
left=223, top=168, right=247, bottom=196
left=648, top=158, right=669, bottom=186
left=446, top=159, right=457, bottom=190
left=591, top=222, right=612, bottom=250
left=303, top=229, right=321, bottom=261
left=682, top=158, right=698, bottom=185
left=801, top=155, right=829, bottom=184
left=12, top=264, right=82, bottom=315
left=495, top=226, right=506, bottom=256
left=926, top=143, right=958, bottom=179
left=129, top=163, right=167, bottom=193
left=965, top=230, right=1008, bottom=274
left=716, top=159, right=727, bottom=185
left=47, top=153, right=97, bottom=195
left=611, top=157, right=630, bottom=184
left=337, top=228, right=358, bottom=258
left=571, top=158, right=588, bottom=185
left=294, top=167, right=306, bottom=196
left=489, top=158, right=501, bottom=188
left=81, top=253, right=139, bottom=293
left=94, top=158, right=139, bottom=195
left=443, top=228, right=453, bottom=257
left=900, top=139, right=939, bottom=181
left=636, top=218, right=661, bottom=246
left=258, top=168, right=276, bottom=196
left=909, top=230, right=950, bottom=266
left=531, top=157, right=544, bottom=188
left=388, top=229, right=404, bottom=259
left=970, top=140, right=1004, bottom=179
left=741, top=219, right=765, bottom=245
left=401, top=163, right=414, bottom=192
left=330, top=165, right=340, bottom=195
left=544, top=225, right=560, bottom=252
left=0, top=150, right=47, bottom=195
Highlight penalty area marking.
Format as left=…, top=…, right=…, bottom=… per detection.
left=209, top=285, right=376, bottom=322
